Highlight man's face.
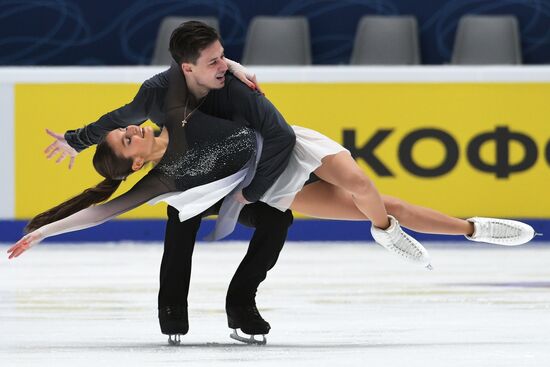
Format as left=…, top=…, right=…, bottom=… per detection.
left=185, top=40, right=228, bottom=91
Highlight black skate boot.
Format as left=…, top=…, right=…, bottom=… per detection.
left=226, top=303, right=270, bottom=345
left=158, top=305, right=188, bottom=345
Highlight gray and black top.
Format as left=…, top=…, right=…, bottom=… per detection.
left=64, top=62, right=295, bottom=202
left=35, top=109, right=258, bottom=240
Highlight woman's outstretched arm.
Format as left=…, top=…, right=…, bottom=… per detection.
left=7, top=175, right=169, bottom=259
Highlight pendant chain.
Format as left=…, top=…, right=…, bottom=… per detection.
left=182, top=97, right=206, bottom=127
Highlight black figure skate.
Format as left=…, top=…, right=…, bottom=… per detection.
left=226, top=303, right=270, bottom=345
left=158, top=305, right=188, bottom=346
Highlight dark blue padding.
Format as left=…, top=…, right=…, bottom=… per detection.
left=1, top=219, right=548, bottom=243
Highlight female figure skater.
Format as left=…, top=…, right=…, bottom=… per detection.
left=8, top=66, right=535, bottom=268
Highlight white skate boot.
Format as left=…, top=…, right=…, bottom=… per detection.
left=465, top=217, right=536, bottom=245
left=371, top=215, right=432, bottom=269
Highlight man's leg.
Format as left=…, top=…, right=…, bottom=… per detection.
left=226, top=202, right=293, bottom=335
left=158, top=205, right=202, bottom=335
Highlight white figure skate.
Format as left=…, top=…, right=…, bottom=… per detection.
left=371, top=215, right=432, bottom=269
left=465, top=217, right=537, bottom=245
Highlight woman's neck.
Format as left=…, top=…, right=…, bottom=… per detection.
left=148, top=128, right=169, bottom=164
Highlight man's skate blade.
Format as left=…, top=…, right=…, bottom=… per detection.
left=230, top=329, right=266, bottom=345
left=167, top=334, right=181, bottom=346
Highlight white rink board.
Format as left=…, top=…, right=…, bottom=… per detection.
left=2, top=65, right=550, bottom=83
left=1, top=242, right=550, bottom=367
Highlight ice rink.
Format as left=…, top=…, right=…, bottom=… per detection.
left=1, top=242, right=549, bottom=366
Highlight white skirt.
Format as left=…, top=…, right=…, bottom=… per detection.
left=260, top=125, right=349, bottom=211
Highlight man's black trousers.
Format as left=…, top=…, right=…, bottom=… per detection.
left=158, top=201, right=293, bottom=310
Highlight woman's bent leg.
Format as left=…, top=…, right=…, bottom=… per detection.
left=290, top=181, right=366, bottom=220
left=291, top=180, right=431, bottom=268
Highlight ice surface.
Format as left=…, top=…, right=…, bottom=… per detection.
left=1, top=242, right=550, bottom=366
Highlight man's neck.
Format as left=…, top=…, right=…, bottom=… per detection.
left=185, top=77, right=210, bottom=100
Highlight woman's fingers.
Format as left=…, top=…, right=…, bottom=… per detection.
left=250, top=74, right=263, bottom=94
left=7, top=239, right=29, bottom=259
left=56, top=152, right=67, bottom=164
left=7, top=232, right=40, bottom=259
left=44, top=140, right=58, bottom=154
left=46, top=145, right=60, bottom=159
left=45, top=128, right=62, bottom=139
left=238, top=72, right=255, bottom=89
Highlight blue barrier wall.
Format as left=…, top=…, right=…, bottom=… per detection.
left=1, top=0, right=550, bottom=65
left=1, top=219, right=548, bottom=243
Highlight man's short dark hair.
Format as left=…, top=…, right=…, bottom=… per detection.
left=169, top=21, right=221, bottom=64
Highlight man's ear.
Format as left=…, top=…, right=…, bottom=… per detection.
left=132, top=157, right=145, bottom=172
left=181, top=62, right=193, bottom=73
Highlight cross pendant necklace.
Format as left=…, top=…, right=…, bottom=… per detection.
left=182, top=97, right=205, bottom=127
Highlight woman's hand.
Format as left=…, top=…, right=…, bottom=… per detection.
left=226, top=59, right=263, bottom=94
left=7, top=231, right=44, bottom=259
left=234, top=191, right=252, bottom=205
left=44, top=128, right=78, bottom=169
left=233, top=69, right=263, bottom=94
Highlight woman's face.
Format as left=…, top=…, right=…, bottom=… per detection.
left=105, top=125, right=155, bottom=163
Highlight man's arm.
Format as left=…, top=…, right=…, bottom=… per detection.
left=225, top=79, right=296, bottom=202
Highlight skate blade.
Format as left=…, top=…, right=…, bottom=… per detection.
left=167, top=334, right=181, bottom=346
left=230, top=329, right=266, bottom=345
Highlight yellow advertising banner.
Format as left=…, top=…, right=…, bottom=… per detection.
left=15, top=82, right=550, bottom=219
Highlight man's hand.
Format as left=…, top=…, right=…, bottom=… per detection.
left=44, top=128, right=78, bottom=169
left=234, top=191, right=252, bottom=205
left=7, top=230, right=44, bottom=259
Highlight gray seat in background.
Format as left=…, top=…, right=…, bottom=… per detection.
left=151, top=16, right=220, bottom=65
left=241, top=16, right=312, bottom=65
left=351, top=16, right=420, bottom=65
left=451, top=15, right=522, bottom=65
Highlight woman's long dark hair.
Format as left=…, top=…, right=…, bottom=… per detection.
left=25, top=138, right=134, bottom=233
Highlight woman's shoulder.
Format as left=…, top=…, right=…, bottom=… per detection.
left=142, top=167, right=175, bottom=192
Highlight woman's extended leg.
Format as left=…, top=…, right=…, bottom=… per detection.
left=291, top=181, right=474, bottom=236
left=313, top=152, right=389, bottom=229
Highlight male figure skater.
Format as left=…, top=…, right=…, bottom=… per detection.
left=45, top=21, right=295, bottom=345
